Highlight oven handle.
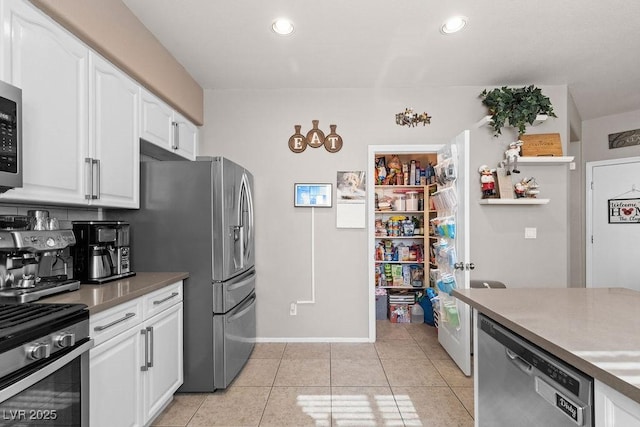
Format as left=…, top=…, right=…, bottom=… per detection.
left=0, top=339, right=93, bottom=403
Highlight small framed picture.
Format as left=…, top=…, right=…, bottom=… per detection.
left=294, top=183, right=332, bottom=208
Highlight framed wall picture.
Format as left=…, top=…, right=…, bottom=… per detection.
left=294, top=183, right=333, bottom=207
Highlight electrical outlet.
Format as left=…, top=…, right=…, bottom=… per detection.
left=289, top=302, right=297, bottom=316
left=525, top=227, right=537, bottom=239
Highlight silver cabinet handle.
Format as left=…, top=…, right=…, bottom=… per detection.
left=93, top=312, right=136, bottom=332
left=153, top=292, right=179, bottom=305
left=171, top=121, right=179, bottom=150
left=147, top=326, right=154, bottom=368
left=92, top=158, right=100, bottom=199
left=85, top=158, right=93, bottom=199
left=140, top=328, right=149, bottom=371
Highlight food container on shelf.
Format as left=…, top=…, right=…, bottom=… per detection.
left=405, top=191, right=419, bottom=211
left=393, top=195, right=406, bottom=211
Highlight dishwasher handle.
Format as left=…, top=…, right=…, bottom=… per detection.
left=506, top=348, right=533, bottom=375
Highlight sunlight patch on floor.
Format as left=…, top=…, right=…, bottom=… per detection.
left=296, top=393, right=421, bottom=426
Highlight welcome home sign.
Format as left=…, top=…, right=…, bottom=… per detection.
left=608, top=198, right=640, bottom=223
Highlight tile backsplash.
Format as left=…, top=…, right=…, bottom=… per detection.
left=0, top=203, right=103, bottom=229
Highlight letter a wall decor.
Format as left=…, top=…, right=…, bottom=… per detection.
left=288, top=120, right=343, bottom=153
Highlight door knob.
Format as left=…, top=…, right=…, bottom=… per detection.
left=454, top=262, right=465, bottom=271
left=466, top=263, right=475, bottom=270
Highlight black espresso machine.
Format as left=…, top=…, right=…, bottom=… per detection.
left=72, top=220, right=135, bottom=284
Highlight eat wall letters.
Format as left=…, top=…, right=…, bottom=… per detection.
left=288, top=120, right=343, bottom=153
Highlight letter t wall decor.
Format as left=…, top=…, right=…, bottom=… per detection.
left=288, top=121, right=343, bottom=153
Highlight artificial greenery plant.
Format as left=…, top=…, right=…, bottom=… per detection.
left=480, top=85, right=557, bottom=137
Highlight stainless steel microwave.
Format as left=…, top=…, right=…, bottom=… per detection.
left=0, top=79, right=21, bottom=193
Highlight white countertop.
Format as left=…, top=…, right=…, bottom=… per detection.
left=453, top=287, right=640, bottom=404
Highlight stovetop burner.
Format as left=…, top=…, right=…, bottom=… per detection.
left=0, top=302, right=88, bottom=353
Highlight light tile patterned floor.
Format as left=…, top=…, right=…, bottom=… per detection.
left=151, top=321, right=474, bottom=427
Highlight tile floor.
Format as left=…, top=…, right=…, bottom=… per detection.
left=151, top=321, right=474, bottom=427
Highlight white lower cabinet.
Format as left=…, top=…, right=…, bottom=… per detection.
left=595, top=380, right=640, bottom=427
left=90, top=325, right=143, bottom=427
left=89, top=282, right=183, bottom=427
left=142, top=302, right=183, bottom=422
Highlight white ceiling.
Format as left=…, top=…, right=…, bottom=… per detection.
left=123, top=0, right=640, bottom=121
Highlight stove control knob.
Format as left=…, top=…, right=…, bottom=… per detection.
left=46, top=237, right=56, bottom=247
left=27, top=343, right=51, bottom=360
left=54, top=332, right=76, bottom=349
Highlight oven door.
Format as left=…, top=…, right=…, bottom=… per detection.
left=0, top=339, right=92, bottom=426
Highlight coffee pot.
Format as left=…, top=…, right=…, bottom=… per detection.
left=89, top=245, right=113, bottom=280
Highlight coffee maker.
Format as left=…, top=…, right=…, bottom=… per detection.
left=0, top=226, right=80, bottom=303
left=72, top=220, right=135, bottom=283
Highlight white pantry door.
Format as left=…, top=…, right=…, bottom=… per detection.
left=587, top=157, right=640, bottom=290
left=436, top=130, right=471, bottom=376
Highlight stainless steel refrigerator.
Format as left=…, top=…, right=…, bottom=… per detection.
left=112, top=157, right=255, bottom=392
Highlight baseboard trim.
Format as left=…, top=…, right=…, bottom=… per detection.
left=255, top=337, right=372, bottom=343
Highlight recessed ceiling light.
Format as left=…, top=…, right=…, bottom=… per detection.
left=272, top=18, right=294, bottom=35
left=440, top=15, right=468, bottom=34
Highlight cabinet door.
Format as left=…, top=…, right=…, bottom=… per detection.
left=596, top=380, right=640, bottom=427
left=90, top=326, right=143, bottom=427
left=173, top=111, right=198, bottom=160
left=89, top=52, right=139, bottom=208
left=140, top=89, right=173, bottom=151
left=0, top=0, right=89, bottom=205
left=142, top=302, right=183, bottom=424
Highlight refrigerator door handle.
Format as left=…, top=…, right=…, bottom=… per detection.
left=240, top=173, right=254, bottom=266
left=227, top=269, right=256, bottom=291
left=228, top=293, right=256, bottom=323
left=231, top=225, right=243, bottom=269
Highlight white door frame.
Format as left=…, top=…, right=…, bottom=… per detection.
left=367, top=144, right=444, bottom=342
left=585, top=156, right=640, bottom=287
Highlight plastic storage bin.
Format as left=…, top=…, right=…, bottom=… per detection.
left=375, top=295, right=388, bottom=320
left=410, top=303, right=424, bottom=323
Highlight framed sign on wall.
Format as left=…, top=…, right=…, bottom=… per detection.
left=608, top=198, right=640, bottom=223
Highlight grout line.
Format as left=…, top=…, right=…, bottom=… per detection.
left=257, top=355, right=282, bottom=427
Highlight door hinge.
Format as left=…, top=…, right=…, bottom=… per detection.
left=591, top=181, right=594, bottom=190
left=591, top=235, right=594, bottom=244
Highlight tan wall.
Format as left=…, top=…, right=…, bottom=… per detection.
left=30, top=0, right=203, bottom=125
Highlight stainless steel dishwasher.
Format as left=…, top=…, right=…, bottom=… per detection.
left=477, top=314, right=593, bottom=426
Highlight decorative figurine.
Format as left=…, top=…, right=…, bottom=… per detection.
left=515, top=177, right=540, bottom=198
left=478, top=165, right=496, bottom=198
left=523, top=177, right=540, bottom=198
left=500, top=140, right=523, bottom=175
left=395, top=108, right=432, bottom=127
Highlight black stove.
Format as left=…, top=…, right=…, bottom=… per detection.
left=0, top=303, right=89, bottom=380
left=0, top=303, right=91, bottom=426
left=0, top=303, right=87, bottom=349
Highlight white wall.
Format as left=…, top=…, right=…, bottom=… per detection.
left=583, top=109, right=640, bottom=163
left=201, top=85, right=570, bottom=340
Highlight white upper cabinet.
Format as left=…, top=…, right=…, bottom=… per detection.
left=141, top=88, right=198, bottom=160
left=89, top=52, right=140, bottom=208
left=0, top=0, right=89, bottom=205
left=0, top=0, right=140, bottom=208
left=140, top=88, right=173, bottom=150
left=173, top=111, right=198, bottom=160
